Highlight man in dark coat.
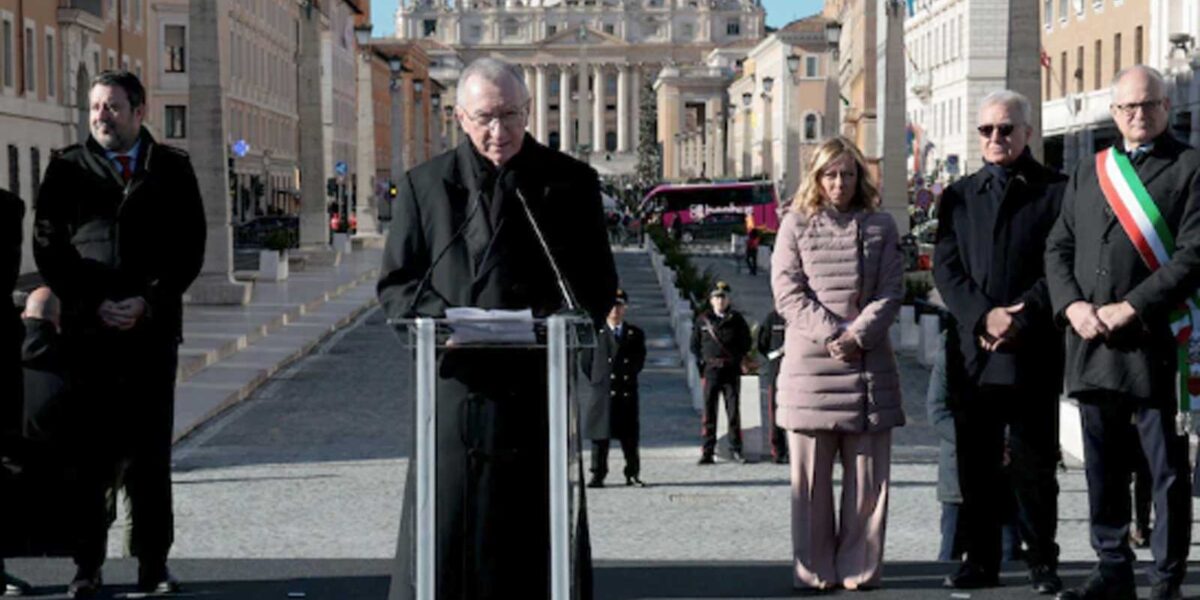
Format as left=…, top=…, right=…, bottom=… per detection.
left=33, top=70, right=205, bottom=598
left=378, top=57, right=617, bottom=600
left=1046, top=65, right=1197, bottom=600
left=0, top=189, right=33, bottom=596
left=691, top=281, right=752, bottom=464
left=755, top=309, right=787, bottom=462
left=584, top=289, right=647, bottom=488
left=934, top=90, right=1066, bottom=595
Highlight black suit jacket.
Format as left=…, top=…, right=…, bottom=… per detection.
left=2, top=191, right=23, bottom=436
left=583, top=322, right=646, bottom=440
left=1046, top=133, right=1200, bottom=402
left=378, top=137, right=617, bottom=324
left=934, top=154, right=1066, bottom=390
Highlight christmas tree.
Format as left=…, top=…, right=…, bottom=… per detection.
left=634, top=78, right=661, bottom=188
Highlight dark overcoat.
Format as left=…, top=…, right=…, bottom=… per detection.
left=1, top=191, right=22, bottom=437
left=1045, top=134, right=1200, bottom=403
left=933, top=153, right=1066, bottom=393
left=583, top=322, right=646, bottom=441
left=379, top=136, right=617, bottom=600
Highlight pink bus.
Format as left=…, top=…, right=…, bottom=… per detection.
left=642, top=181, right=781, bottom=243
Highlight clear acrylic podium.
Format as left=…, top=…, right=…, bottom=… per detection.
left=389, top=315, right=595, bottom=600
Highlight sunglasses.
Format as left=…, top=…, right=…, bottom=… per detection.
left=977, top=123, right=1016, bottom=138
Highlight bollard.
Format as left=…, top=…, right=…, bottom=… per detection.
left=899, top=305, right=919, bottom=351
left=919, top=314, right=940, bottom=366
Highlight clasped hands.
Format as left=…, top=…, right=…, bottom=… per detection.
left=97, top=297, right=147, bottom=331
left=1064, top=300, right=1137, bottom=341
left=826, top=329, right=861, bottom=362
left=977, top=302, right=1025, bottom=352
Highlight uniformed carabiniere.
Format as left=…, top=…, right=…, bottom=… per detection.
left=584, top=289, right=647, bottom=488
left=691, top=281, right=752, bottom=464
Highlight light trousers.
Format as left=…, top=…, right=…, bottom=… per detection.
left=788, top=429, right=892, bottom=590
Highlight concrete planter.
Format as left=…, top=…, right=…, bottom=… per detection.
left=333, top=232, right=353, bottom=255
left=258, top=249, right=289, bottom=281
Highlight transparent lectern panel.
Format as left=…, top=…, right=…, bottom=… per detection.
left=387, top=316, right=595, bottom=600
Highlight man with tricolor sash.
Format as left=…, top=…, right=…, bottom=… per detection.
left=1046, top=65, right=1198, bottom=600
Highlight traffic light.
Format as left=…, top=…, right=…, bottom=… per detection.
left=388, top=183, right=398, bottom=199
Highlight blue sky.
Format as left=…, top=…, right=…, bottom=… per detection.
left=369, top=0, right=823, bottom=37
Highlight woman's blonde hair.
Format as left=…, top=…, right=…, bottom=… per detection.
left=791, top=136, right=880, bottom=216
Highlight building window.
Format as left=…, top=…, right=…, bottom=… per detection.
left=134, top=0, right=142, bottom=28
left=603, top=23, right=615, bottom=35
left=1, top=20, right=10, bottom=88
left=547, top=24, right=557, bottom=36
left=29, top=147, right=38, bottom=200
left=1134, top=26, right=1143, bottom=64
left=1045, top=54, right=1052, bottom=98
left=1113, top=33, right=1121, bottom=75
left=165, top=25, right=186, bottom=72
left=23, top=26, right=33, bottom=93
left=1060, top=51, right=1067, bottom=95
left=423, top=19, right=437, bottom=36
left=804, top=114, right=818, bottom=141
left=7, top=145, right=18, bottom=195
left=165, top=105, right=186, bottom=138
left=726, top=20, right=740, bottom=36
left=1058, top=0, right=1067, bottom=21
left=504, top=19, right=519, bottom=37
left=1044, top=0, right=1052, bottom=28
left=1094, top=39, right=1102, bottom=90
left=1075, top=45, right=1084, bottom=93
left=805, top=55, right=818, bottom=78
left=470, top=24, right=482, bottom=39
left=44, top=33, right=54, bottom=96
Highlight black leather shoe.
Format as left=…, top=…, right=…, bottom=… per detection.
left=137, top=563, right=181, bottom=594
left=67, top=568, right=102, bottom=599
left=697, top=454, right=714, bottom=465
left=2, top=572, right=32, bottom=597
left=625, top=476, right=646, bottom=487
left=1055, top=570, right=1136, bottom=600
left=586, top=477, right=604, bottom=488
left=943, top=562, right=1000, bottom=589
left=1149, top=581, right=1183, bottom=600
left=730, top=450, right=748, bottom=464
left=1030, top=564, right=1063, bottom=595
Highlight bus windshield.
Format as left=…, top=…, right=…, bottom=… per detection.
left=641, top=181, right=780, bottom=233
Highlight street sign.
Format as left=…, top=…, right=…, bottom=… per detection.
left=232, top=139, right=249, bottom=158
left=915, top=188, right=933, bottom=210
left=945, top=154, right=960, bottom=176
left=335, top=161, right=348, bottom=176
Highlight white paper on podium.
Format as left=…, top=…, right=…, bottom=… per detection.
left=444, top=307, right=537, bottom=345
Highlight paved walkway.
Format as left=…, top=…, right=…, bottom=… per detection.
left=172, top=244, right=383, bottom=442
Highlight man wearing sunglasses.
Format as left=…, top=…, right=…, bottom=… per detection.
left=935, top=90, right=1067, bottom=595
left=379, top=57, right=616, bottom=600
left=1047, top=65, right=1197, bottom=600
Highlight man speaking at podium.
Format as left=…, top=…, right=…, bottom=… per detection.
left=378, top=57, right=617, bottom=600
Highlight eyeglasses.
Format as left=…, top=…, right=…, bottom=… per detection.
left=463, top=108, right=528, bottom=129
left=977, top=123, right=1016, bottom=138
left=1112, top=99, right=1164, bottom=116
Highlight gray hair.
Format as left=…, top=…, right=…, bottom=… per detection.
left=1111, top=64, right=1167, bottom=98
left=978, top=90, right=1032, bottom=126
left=455, top=57, right=530, bottom=107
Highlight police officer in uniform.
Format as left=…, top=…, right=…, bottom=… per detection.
left=756, top=309, right=788, bottom=463
left=691, top=281, right=752, bottom=464
left=584, top=289, right=647, bottom=488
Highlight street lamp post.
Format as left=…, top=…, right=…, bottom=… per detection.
left=414, top=79, right=425, bottom=164
left=741, top=91, right=752, bottom=177
left=761, top=77, right=774, bottom=182
left=783, top=54, right=800, bottom=199
left=388, top=55, right=405, bottom=224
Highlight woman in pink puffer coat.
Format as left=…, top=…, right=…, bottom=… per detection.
left=770, top=136, right=905, bottom=592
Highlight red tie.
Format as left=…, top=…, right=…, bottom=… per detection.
left=116, top=155, right=133, bottom=182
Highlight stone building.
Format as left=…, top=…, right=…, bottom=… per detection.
left=0, top=0, right=148, bottom=276
left=904, top=0, right=1008, bottom=183
left=390, top=0, right=766, bottom=175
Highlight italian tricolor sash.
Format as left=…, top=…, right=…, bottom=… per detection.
left=1096, top=147, right=1200, bottom=432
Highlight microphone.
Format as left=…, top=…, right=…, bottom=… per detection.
left=510, top=173, right=580, bottom=314
left=403, top=192, right=483, bottom=318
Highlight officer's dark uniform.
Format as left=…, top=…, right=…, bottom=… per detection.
left=584, top=289, right=647, bottom=487
left=690, top=281, right=751, bottom=463
left=756, top=310, right=787, bottom=462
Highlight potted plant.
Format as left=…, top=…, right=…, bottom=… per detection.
left=259, top=229, right=293, bottom=281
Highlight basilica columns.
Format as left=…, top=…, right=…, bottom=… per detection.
left=535, top=64, right=549, bottom=144
left=617, top=65, right=631, bottom=153
left=559, top=66, right=574, bottom=151
left=592, top=64, right=606, bottom=152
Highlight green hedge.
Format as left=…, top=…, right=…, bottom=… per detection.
left=647, top=224, right=716, bottom=313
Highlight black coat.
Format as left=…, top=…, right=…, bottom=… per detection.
left=1046, top=134, right=1200, bottom=402
left=934, top=153, right=1066, bottom=391
left=583, top=322, right=646, bottom=440
left=21, top=318, right=71, bottom=446
left=756, top=310, right=785, bottom=385
left=2, top=191, right=22, bottom=436
left=32, top=129, right=206, bottom=348
left=378, top=136, right=617, bottom=323
left=691, top=309, right=751, bottom=371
